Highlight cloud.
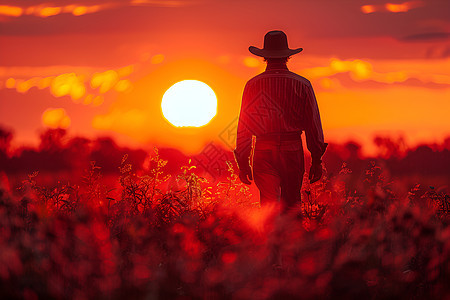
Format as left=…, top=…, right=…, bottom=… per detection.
left=0, top=3, right=115, bottom=19
left=0, top=0, right=447, bottom=54
left=0, top=66, right=98, bottom=78
left=300, top=58, right=377, bottom=82
left=242, top=57, right=261, bottom=68
left=0, top=64, right=135, bottom=105
left=401, top=32, right=450, bottom=41
left=0, top=5, right=22, bottom=17
left=0, top=0, right=197, bottom=19
left=130, top=0, right=199, bottom=7
left=433, top=46, right=450, bottom=59
left=42, top=108, right=71, bottom=129
left=298, top=57, right=450, bottom=89
left=92, top=108, right=147, bottom=134
left=361, top=1, right=424, bottom=14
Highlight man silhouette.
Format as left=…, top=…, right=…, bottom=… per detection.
left=234, top=30, right=327, bottom=214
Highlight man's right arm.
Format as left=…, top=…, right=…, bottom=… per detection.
left=234, top=83, right=253, bottom=183
left=303, top=83, right=327, bottom=165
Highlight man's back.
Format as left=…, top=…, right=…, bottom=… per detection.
left=236, top=62, right=325, bottom=166
left=240, top=64, right=316, bottom=137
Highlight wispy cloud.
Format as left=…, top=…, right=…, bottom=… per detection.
left=298, top=57, right=450, bottom=90
left=0, top=0, right=195, bottom=19
left=0, top=3, right=116, bottom=18
left=361, top=1, right=424, bottom=14
left=401, top=32, right=450, bottom=41
left=130, top=0, right=199, bottom=7
left=42, top=108, right=71, bottom=129
left=0, top=64, right=136, bottom=106
left=426, top=45, right=450, bottom=59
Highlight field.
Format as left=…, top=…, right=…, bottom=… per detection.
left=0, top=128, right=449, bottom=299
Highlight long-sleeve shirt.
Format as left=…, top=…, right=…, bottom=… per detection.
left=234, top=62, right=326, bottom=169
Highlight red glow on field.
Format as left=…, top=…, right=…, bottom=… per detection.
left=221, top=252, right=237, bottom=264
left=242, top=203, right=279, bottom=232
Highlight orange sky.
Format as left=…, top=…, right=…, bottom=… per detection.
left=0, top=0, right=449, bottom=156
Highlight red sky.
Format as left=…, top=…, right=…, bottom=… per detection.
left=0, top=0, right=449, bottom=155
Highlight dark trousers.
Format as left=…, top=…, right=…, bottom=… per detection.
left=252, top=135, right=305, bottom=213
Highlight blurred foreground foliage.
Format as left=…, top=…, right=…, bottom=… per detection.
left=0, top=145, right=449, bottom=300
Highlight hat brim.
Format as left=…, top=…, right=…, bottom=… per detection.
left=248, top=46, right=303, bottom=58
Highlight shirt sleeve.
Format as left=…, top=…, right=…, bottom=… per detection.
left=303, top=83, right=327, bottom=162
left=234, top=82, right=253, bottom=171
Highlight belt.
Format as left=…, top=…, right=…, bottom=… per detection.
left=256, top=131, right=302, bottom=142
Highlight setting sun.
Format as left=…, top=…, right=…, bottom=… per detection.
left=161, top=80, right=217, bottom=127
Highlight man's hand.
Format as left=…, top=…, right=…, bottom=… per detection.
left=309, top=162, right=322, bottom=184
left=238, top=168, right=253, bottom=185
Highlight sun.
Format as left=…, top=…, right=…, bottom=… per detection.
left=161, top=80, right=217, bottom=127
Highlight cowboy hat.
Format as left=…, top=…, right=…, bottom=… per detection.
left=249, top=30, right=303, bottom=58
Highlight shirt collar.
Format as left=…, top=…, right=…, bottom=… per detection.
left=265, top=62, right=289, bottom=71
